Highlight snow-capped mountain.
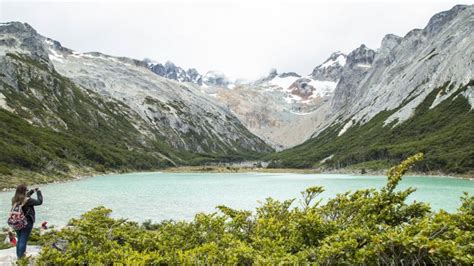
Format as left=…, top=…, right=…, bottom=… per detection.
left=250, top=67, right=339, bottom=107
left=271, top=4, right=474, bottom=172
left=198, top=56, right=345, bottom=149
left=199, top=51, right=348, bottom=148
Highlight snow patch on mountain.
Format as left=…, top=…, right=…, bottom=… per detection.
left=48, top=47, right=64, bottom=62
left=306, top=79, right=338, bottom=97
left=0, top=93, right=13, bottom=111
left=460, top=85, right=474, bottom=109
left=338, top=120, right=353, bottom=136
left=357, top=63, right=371, bottom=68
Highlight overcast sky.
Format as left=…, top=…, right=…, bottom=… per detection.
left=0, top=0, right=470, bottom=79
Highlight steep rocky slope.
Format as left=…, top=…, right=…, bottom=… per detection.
left=0, top=22, right=272, bottom=181
left=47, top=45, right=270, bottom=155
left=270, top=5, right=474, bottom=173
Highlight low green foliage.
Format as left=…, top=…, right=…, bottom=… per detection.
left=36, top=154, right=474, bottom=264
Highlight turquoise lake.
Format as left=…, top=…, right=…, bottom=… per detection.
left=1, top=172, right=473, bottom=227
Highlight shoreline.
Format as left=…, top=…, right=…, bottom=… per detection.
left=0, top=167, right=121, bottom=191
left=161, top=166, right=474, bottom=180
left=1, top=166, right=472, bottom=191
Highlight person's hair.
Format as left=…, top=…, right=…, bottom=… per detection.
left=11, top=184, right=28, bottom=206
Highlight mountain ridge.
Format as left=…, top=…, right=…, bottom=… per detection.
left=0, top=21, right=273, bottom=185
left=0, top=4, right=472, bottom=179
left=269, top=4, right=473, bottom=174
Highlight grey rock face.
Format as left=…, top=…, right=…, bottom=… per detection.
left=375, top=34, right=402, bottom=66
left=186, top=68, right=202, bottom=84
left=202, top=71, right=231, bottom=87
left=320, top=4, right=473, bottom=138
left=423, top=4, right=469, bottom=37
left=147, top=60, right=232, bottom=88
left=0, top=22, right=51, bottom=65
left=330, top=44, right=376, bottom=111
left=345, top=44, right=376, bottom=67
left=278, top=72, right=301, bottom=78
left=148, top=61, right=203, bottom=85
left=311, top=51, right=347, bottom=82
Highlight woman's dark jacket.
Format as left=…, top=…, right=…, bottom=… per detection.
left=21, top=190, right=43, bottom=224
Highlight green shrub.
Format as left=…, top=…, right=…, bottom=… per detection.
left=0, top=164, right=12, bottom=175
left=36, top=154, right=474, bottom=264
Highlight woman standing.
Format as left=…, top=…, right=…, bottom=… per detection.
left=11, top=184, right=43, bottom=258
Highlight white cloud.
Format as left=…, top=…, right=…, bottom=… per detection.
left=0, top=0, right=467, bottom=79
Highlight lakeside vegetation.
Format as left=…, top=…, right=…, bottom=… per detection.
left=22, top=154, right=473, bottom=264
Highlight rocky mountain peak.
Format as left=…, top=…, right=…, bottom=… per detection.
left=327, top=51, right=345, bottom=62
left=148, top=60, right=203, bottom=85
left=381, top=34, right=402, bottom=51
left=251, top=69, right=279, bottom=85
left=329, top=44, right=376, bottom=111
left=278, top=72, right=301, bottom=78
left=202, top=70, right=231, bottom=87
left=0, top=22, right=37, bottom=35
left=346, top=44, right=376, bottom=67
left=164, top=61, right=177, bottom=68
left=311, top=52, right=347, bottom=82
left=0, top=21, right=50, bottom=62
left=423, top=4, right=470, bottom=37
left=186, top=68, right=202, bottom=84
left=375, top=34, right=402, bottom=66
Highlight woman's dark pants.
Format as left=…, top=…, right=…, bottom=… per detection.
left=15, top=222, right=33, bottom=258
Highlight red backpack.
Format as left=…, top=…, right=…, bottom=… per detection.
left=7, top=203, right=28, bottom=231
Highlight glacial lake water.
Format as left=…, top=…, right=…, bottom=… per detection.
left=0, top=172, right=473, bottom=227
